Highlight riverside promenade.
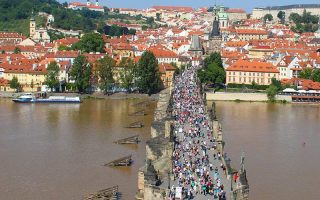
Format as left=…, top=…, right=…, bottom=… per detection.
left=169, top=66, right=231, bottom=199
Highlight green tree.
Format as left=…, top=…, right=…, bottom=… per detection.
left=9, top=76, right=21, bottom=92
left=72, top=33, right=105, bottom=53
left=299, top=68, right=313, bottom=80
left=13, top=47, right=21, bottom=54
left=289, top=11, right=319, bottom=33
left=311, top=69, right=320, bottom=82
left=289, top=13, right=302, bottom=24
left=135, top=14, right=142, bottom=20
left=58, top=45, right=72, bottom=51
left=45, top=61, right=60, bottom=92
left=119, top=57, right=136, bottom=92
left=128, top=29, right=136, bottom=35
left=204, top=52, right=223, bottom=68
left=96, top=56, right=115, bottom=93
left=156, top=13, right=161, bottom=21
left=266, top=85, right=278, bottom=102
left=146, top=17, right=155, bottom=25
left=264, top=14, right=273, bottom=22
left=142, top=25, right=148, bottom=31
left=97, top=20, right=106, bottom=33
left=277, top=11, right=285, bottom=24
left=197, top=62, right=226, bottom=84
left=135, top=51, right=161, bottom=94
left=69, top=55, right=92, bottom=93
left=251, top=80, right=258, bottom=89
left=271, top=77, right=282, bottom=91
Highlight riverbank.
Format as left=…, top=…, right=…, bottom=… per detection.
left=206, top=92, right=291, bottom=102
left=0, top=91, right=159, bottom=101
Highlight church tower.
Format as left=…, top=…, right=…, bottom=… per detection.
left=205, top=6, right=222, bottom=54
left=30, top=12, right=36, bottom=37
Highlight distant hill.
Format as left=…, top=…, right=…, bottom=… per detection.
left=0, top=0, right=104, bottom=35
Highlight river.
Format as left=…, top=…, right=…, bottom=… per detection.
left=0, top=98, right=156, bottom=200
left=1, top=98, right=320, bottom=199
left=214, top=101, right=320, bottom=199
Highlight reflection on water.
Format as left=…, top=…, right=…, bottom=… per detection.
left=0, top=98, right=156, bottom=200
left=213, top=102, right=320, bottom=200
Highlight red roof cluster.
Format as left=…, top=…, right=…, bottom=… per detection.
left=152, top=6, right=193, bottom=12
left=0, top=32, right=25, bottom=39
left=159, top=63, right=176, bottom=73
left=227, top=59, right=279, bottom=73
left=236, top=29, right=268, bottom=35
left=148, top=45, right=178, bottom=58
left=226, top=8, right=246, bottom=13
left=0, top=78, right=9, bottom=86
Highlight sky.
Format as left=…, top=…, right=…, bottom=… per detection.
left=61, top=0, right=319, bottom=12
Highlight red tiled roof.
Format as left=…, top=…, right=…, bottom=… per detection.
left=236, top=29, right=268, bottom=35
left=227, top=59, right=279, bottom=73
left=55, top=51, right=79, bottom=58
left=159, top=63, right=176, bottom=73
left=227, top=8, right=246, bottom=13
left=148, top=46, right=178, bottom=58
left=225, top=41, right=248, bottom=47
left=55, top=37, right=79, bottom=46
left=0, top=78, right=9, bottom=86
left=152, top=6, right=193, bottom=12
left=0, top=32, right=25, bottom=39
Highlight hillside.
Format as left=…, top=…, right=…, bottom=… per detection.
left=0, top=0, right=104, bottom=35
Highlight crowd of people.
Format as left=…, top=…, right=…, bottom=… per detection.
left=168, top=66, right=228, bottom=200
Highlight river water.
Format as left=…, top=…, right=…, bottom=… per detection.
left=1, top=99, right=320, bottom=200
left=0, top=98, right=156, bottom=200
left=214, top=101, right=320, bottom=200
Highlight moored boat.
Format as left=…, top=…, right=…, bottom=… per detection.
left=12, top=93, right=81, bottom=103
left=12, top=93, right=34, bottom=103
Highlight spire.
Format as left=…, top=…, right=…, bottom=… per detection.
left=30, top=11, right=35, bottom=21
left=210, top=6, right=220, bottom=38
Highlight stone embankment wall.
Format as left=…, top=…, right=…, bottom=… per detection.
left=136, top=87, right=174, bottom=200
left=206, top=92, right=292, bottom=102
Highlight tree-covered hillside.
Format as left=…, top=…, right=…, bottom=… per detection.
left=0, top=0, right=105, bottom=35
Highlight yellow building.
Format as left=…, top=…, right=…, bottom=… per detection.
left=226, top=59, right=279, bottom=85
left=159, top=63, right=176, bottom=88
left=248, top=46, right=273, bottom=59
left=0, top=61, right=46, bottom=92
left=235, top=29, right=268, bottom=41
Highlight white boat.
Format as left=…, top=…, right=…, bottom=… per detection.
left=13, top=93, right=81, bottom=103
left=12, top=93, right=34, bottom=103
